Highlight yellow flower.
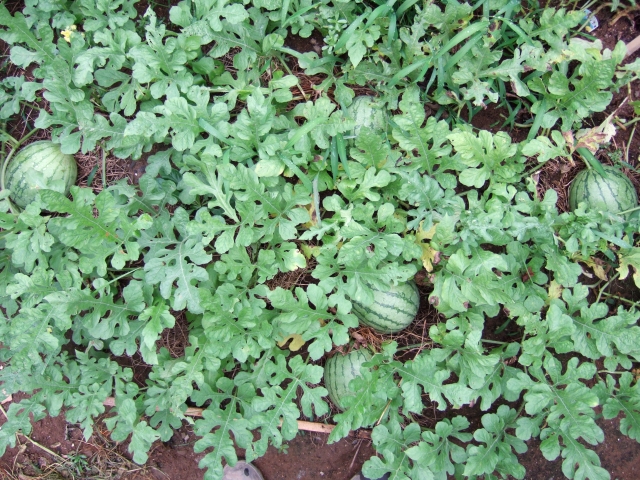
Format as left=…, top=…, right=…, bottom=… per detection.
left=61, top=25, right=77, bottom=43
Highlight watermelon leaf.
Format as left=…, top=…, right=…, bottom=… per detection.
left=361, top=420, right=422, bottom=480
left=269, top=285, right=358, bottom=360
left=397, top=350, right=473, bottom=412
left=0, top=4, right=57, bottom=67
left=600, top=373, right=640, bottom=443
left=390, top=86, right=452, bottom=174
left=406, top=417, right=472, bottom=477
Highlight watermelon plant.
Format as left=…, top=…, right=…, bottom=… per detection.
left=0, top=1, right=640, bottom=480
left=3, top=140, right=77, bottom=208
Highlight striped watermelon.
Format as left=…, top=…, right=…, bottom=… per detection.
left=348, top=95, right=385, bottom=137
left=5, top=141, right=77, bottom=208
left=352, top=281, right=420, bottom=334
left=568, top=166, right=638, bottom=214
left=324, top=349, right=372, bottom=411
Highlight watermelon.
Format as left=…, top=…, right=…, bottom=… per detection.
left=348, top=95, right=386, bottom=137
left=568, top=166, right=638, bottom=214
left=324, top=349, right=372, bottom=411
left=5, top=140, right=77, bottom=208
left=352, top=281, right=420, bottom=334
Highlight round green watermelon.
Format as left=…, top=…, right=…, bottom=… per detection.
left=324, top=349, right=372, bottom=411
left=347, top=96, right=386, bottom=137
left=568, top=166, right=638, bottom=214
left=352, top=281, right=420, bottom=334
left=5, top=140, right=77, bottom=208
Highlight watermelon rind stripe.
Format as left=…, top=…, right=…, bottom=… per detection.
left=354, top=297, right=416, bottom=314
left=352, top=302, right=414, bottom=332
left=600, top=173, right=623, bottom=211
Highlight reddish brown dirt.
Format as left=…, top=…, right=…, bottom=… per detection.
left=1, top=407, right=640, bottom=479
left=0, top=411, right=376, bottom=480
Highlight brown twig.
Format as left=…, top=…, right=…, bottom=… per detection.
left=626, top=34, right=640, bottom=58
left=349, top=439, right=364, bottom=471
left=16, top=433, right=67, bottom=463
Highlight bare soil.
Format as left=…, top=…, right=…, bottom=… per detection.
left=1, top=401, right=639, bottom=479
left=0, top=410, right=377, bottom=479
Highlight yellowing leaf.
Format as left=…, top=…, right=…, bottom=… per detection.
left=547, top=280, right=563, bottom=302
left=416, top=222, right=439, bottom=272
left=562, top=130, right=575, bottom=149
left=416, top=222, right=437, bottom=241
left=300, top=244, right=321, bottom=259
left=575, top=104, right=617, bottom=153
left=617, top=248, right=640, bottom=288
left=420, top=243, right=440, bottom=273
left=277, top=334, right=306, bottom=351
left=582, top=258, right=607, bottom=281
left=303, top=202, right=317, bottom=228
left=592, top=264, right=607, bottom=281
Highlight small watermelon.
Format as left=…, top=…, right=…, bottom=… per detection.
left=324, top=349, right=372, bottom=411
left=347, top=95, right=386, bottom=137
left=568, top=166, right=638, bottom=214
left=5, top=141, right=77, bottom=208
left=352, top=281, right=420, bottom=334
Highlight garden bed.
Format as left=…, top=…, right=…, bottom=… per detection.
left=2, top=1, right=640, bottom=479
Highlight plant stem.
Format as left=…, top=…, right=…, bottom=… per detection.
left=101, top=141, right=107, bottom=188
left=0, top=129, right=18, bottom=146
left=596, top=271, right=620, bottom=304
left=18, top=100, right=42, bottom=112
left=274, top=53, right=309, bottom=101
left=601, top=292, right=640, bottom=308
left=395, top=341, right=434, bottom=351
left=625, top=124, right=637, bottom=166
left=582, top=279, right=604, bottom=289
left=375, top=378, right=402, bottom=427
left=618, top=204, right=640, bottom=215
left=106, top=268, right=141, bottom=286
left=577, top=147, right=599, bottom=171
left=621, top=117, right=640, bottom=129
